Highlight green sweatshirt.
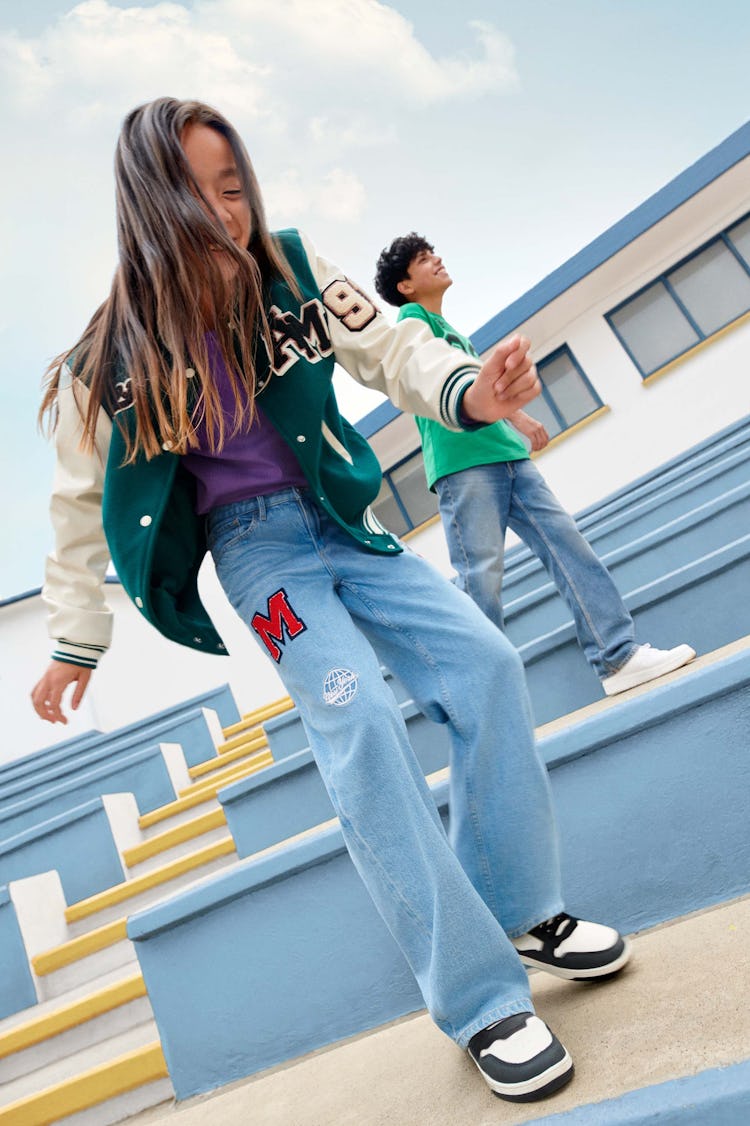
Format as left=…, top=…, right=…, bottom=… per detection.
left=398, top=303, right=529, bottom=490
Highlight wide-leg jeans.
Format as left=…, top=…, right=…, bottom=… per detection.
left=436, top=459, right=637, bottom=679
left=207, top=487, right=563, bottom=1048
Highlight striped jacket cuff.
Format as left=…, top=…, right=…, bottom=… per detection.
left=52, top=639, right=107, bottom=669
left=439, top=366, right=481, bottom=430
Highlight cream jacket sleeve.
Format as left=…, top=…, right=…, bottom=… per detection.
left=42, top=366, right=114, bottom=667
left=299, top=233, right=481, bottom=430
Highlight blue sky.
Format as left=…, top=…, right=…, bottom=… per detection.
left=1, top=0, right=748, bottom=598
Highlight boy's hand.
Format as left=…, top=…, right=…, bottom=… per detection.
left=31, top=662, right=92, bottom=725
left=461, top=335, right=540, bottom=424
left=509, top=410, right=550, bottom=451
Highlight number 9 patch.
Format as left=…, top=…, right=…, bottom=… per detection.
left=321, top=277, right=378, bottom=332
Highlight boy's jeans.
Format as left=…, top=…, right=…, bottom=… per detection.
left=436, top=459, right=637, bottom=679
left=207, top=487, right=563, bottom=1048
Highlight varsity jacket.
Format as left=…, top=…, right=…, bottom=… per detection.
left=43, top=230, right=482, bottom=668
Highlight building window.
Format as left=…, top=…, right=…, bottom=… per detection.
left=606, top=212, right=750, bottom=377
left=523, top=346, right=603, bottom=440
left=371, top=450, right=438, bottom=535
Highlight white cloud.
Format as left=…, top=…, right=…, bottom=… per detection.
left=211, top=0, right=518, bottom=103
left=0, top=0, right=271, bottom=131
left=264, top=167, right=367, bottom=225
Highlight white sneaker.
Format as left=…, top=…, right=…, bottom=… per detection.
left=512, top=913, right=631, bottom=980
left=601, top=643, right=696, bottom=696
left=468, top=1012, right=574, bottom=1101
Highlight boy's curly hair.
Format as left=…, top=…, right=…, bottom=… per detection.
left=374, top=232, right=433, bottom=307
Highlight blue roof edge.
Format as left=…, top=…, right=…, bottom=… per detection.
left=471, top=119, right=750, bottom=353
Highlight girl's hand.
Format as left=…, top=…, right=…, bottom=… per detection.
left=31, top=662, right=92, bottom=725
left=461, top=335, right=540, bottom=424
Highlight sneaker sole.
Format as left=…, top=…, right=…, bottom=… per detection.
left=519, top=936, right=632, bottom=980
left=473, top=1050, right=574, bottom=1101
left=602, top=646, right=696, bottom=696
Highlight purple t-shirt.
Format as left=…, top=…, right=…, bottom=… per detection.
left=181, top=335, right=307, bottom=514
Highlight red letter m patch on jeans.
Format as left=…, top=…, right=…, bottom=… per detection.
left=251, top=589, right=307, bottom=663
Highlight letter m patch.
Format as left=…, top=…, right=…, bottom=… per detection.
left=251, top=589, right=307, bottom=663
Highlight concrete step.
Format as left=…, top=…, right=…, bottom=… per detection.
left=123, top=810, right=229, bottom=879
left=0, top=1041, right=172, bottom=1126
left=64, top=837, right=239, bottom=938
left=28, top=833, right=241, bottom=999
left=0, top=972, right=149, bottom=1084
left=187, top=733, right=267, bottom=779
left=0, top=1018, right=160, bottom=1106
left=33, top=928, right=138, bottom=1002
left=176, top=749, right=273, bottom=799
left=124, top=894, right=750, bottom=1126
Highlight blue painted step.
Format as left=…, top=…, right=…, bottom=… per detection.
left=0, top=797, right=128, bottom=905
left=522, top=532, right=750, bottom=724
left=505, top=480, right=750, bottom=648
left=0, top=742, right=184, bottom=843
left=532, top=1058, right=750, bottom=1125
left=0, top=885, right=37, bottom=1020
left=0, top=682, right=237, bottom=786
left=502, top=414, right=750, bottom=595
left=505, top=441, right=750, bottom=604
left=220, top=701, right=444, bottom=858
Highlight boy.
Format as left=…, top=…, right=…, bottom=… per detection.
left=374, top=233, right=696, bottom=696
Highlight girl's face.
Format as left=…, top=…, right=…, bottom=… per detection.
left=181, top=122, right=252, bottom=279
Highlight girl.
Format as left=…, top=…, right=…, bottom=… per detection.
left=32, top=98, right=628, bottom=1103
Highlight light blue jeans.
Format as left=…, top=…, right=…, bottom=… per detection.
left=207, top=487, right=563, bottom=1048
left=435, top=460, right=637, bottom=679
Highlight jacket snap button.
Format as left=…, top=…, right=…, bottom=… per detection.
left=193, top=636, right=202, bottom=644
left=135, top=597, right=143, bottom=608
left=186, top=367, right=196, bottom=378
left=140, top=515, right=152, bottom=527
left=296, top=434, right=306, bottom=442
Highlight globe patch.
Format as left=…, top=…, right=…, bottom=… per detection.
left=322, top=668, right=359, bottom=707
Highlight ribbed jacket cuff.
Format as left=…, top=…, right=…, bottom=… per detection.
left=440, top=366, right=481, bottom=429
left=52, top=639, right=106, bottom=669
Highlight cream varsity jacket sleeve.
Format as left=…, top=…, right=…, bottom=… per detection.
left=42, top=366, right=115, bottom=667
left=300, top=234, right=481, bottom=429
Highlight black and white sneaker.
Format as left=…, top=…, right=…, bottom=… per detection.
left=512, top=912, right=631, bottom=980
left=468, top=1012, right=573, bottom=1102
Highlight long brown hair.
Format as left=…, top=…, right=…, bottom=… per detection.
left=40, top=97, right=296, bottom=461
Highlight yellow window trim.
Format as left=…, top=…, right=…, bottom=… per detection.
left=642, top=309, right=750, bottom=386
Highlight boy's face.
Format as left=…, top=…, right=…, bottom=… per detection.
left=397, top=247, right=452, bottom=304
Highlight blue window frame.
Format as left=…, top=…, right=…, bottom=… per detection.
left=523, top=345, right=604, bottom=441
left=606, top=212, right=750, bottom=378
left=371, top=449, right=438, bottom=536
